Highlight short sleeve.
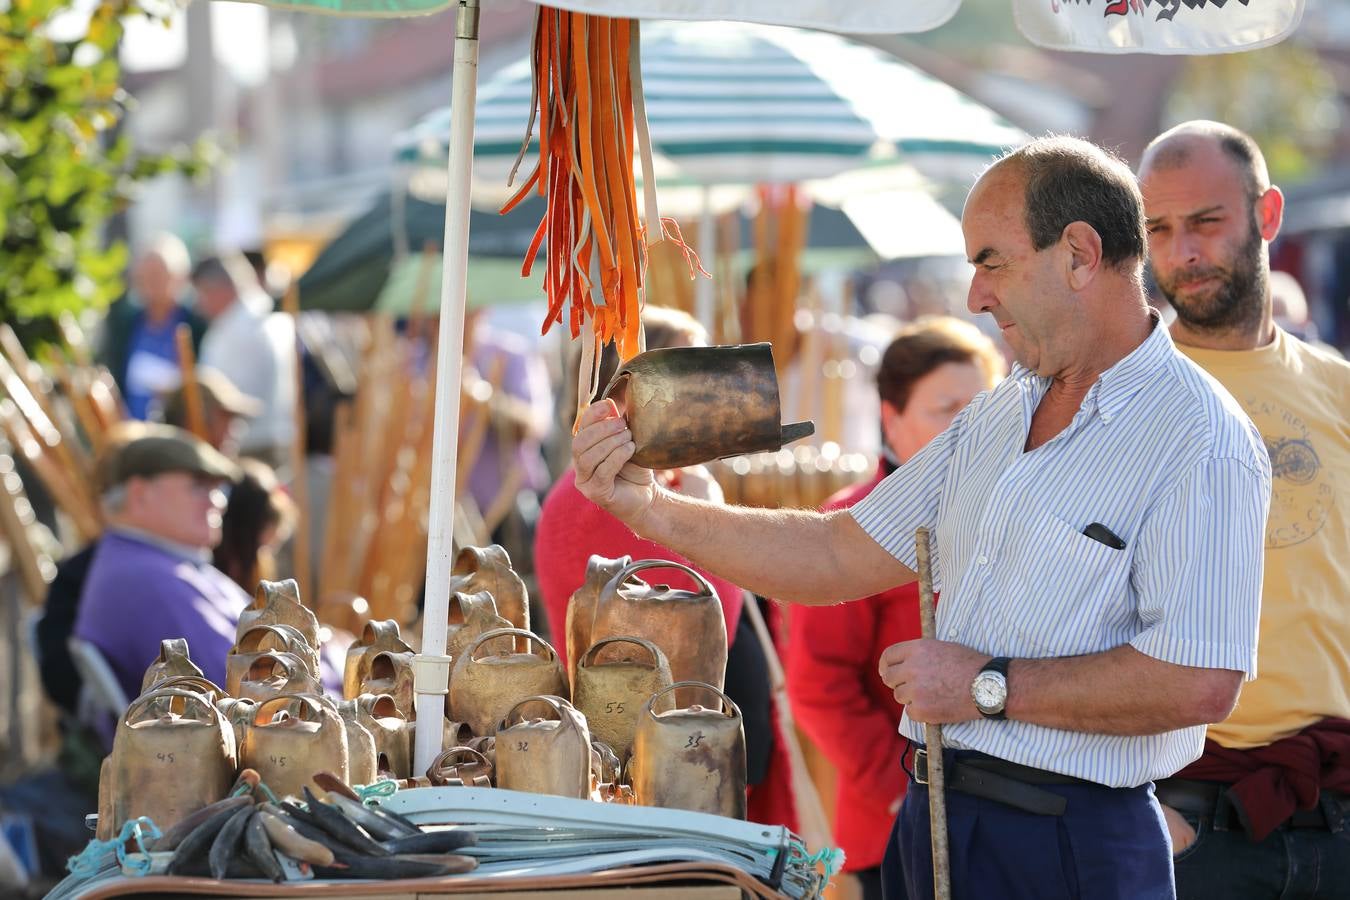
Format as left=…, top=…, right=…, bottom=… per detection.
left=850, top=403, right=970, bottom=576
left=1129, top=456, right=1270, bottom=678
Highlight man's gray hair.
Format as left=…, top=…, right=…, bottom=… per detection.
left=994, top=136, right=1148, bottom=272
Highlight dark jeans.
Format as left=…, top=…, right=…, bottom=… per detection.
left=881, top=751, right=1173, bottom=900
left=1172, top=795, right=1350, bottom=900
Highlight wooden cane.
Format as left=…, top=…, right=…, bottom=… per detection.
left=282, top=286, right=311, bottom=607
left=0, top=325, right=95, bottom=484
left=173, top=323, right=208, bottom=442
left=0, top=453, right=54, bottom=605
left=915, top=526, right=952, bottom=900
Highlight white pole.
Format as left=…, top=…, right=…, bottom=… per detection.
left=695, top=184, right=716, bottom=332
left=412, top=0, right=480, bottom=777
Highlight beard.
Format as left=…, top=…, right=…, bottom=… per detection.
left=1154, top=221, right=1267, bottom=335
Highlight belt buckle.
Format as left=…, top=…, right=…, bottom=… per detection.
left=914, top=748, right=929, bottom=786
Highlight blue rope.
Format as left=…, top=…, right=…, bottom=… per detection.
left=355, top=779, right=398, bottom=806
left=767, top=839, right=846, bottom=879
left=798, top=845, right=846, bottom=877
left=231, top=778, right=278, bottom=804
left=67, top=816, right=163, bottom=879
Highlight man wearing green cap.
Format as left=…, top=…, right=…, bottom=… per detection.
left=72, top=425, right=248, bottom=701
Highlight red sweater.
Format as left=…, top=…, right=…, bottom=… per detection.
left=784, top=463, right=920, bottom=871
left=1175, top=717, right=1350, bottom=841
left=533, top=469, right=796, bottom=831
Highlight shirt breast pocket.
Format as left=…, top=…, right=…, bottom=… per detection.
left=996, top=509, right=1133, bottom=658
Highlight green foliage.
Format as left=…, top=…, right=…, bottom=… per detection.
left=0, top=0, right=211, bottom=331
left=1164, top=44, right=1340, bottom=185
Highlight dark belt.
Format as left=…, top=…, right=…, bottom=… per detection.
left=913, top=748, right=1096, bottom=817
left=1156, top=778, right=1349, bottom=832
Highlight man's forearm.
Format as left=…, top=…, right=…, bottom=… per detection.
left=1006, top=644, right=1242, bottom=735
left=630, top=488, right=915, bottom=605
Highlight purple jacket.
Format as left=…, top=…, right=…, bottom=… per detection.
left=73, top=529, right=249, bottom=702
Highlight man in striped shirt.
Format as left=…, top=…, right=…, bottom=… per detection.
left=572, top=135, right=1270, bottom=899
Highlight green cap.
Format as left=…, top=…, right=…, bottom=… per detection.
left=97, top=425, right=240, bottom=494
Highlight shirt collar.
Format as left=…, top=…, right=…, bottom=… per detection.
left=107, top=525, right=212, bottom=564
left=1007, top=311, right=1168, bottom=426
left=1092, top=311, right=1170, bottom=425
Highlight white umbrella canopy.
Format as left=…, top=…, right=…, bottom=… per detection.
left=395, top=20, right=1025, bottom=191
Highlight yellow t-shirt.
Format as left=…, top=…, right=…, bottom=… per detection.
left=1177, top=328, right=1350, bottom=748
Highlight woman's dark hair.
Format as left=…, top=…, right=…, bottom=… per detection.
left=877, top=316, right=1004, bottom=413
left=213, top=459, right=296, bottom=591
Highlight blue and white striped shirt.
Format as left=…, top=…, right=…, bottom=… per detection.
left=851, top=320, right=1271, bottom=787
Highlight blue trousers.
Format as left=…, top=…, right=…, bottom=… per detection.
left=881, top=754, right=1174, bottom=900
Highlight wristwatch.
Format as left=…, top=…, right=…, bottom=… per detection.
left=971, top=657, right=1011, bottom=720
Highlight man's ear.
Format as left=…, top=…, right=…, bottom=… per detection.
left=880, top=399, right=899, bottom=429
left=1061, top=221, right=1103, bottom=291
left=1256, top=186, right=1284, bottom=243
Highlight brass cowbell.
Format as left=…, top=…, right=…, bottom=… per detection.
left=565, top=555, right=632, bottom=688
left=427, top=745, right=495, bottom=787
left=590, top=560, right=728, bottom=690
left=630, top=681, right=747, bottom=820
left=572, top=636, right=673, bottom=765
left=353, top=693, right=413, bottom=779
left=330, top=698, right=379, bottom=786
left=357, top=649, right=416, bottom=719
left=449, top=628, right=568, bottom=736
left=447, top=545, right=530, bottom=631
left=104, top=688, right=236, bottom=840
left=236, top=579, right=319, bottom=649
left=343, top=619, right=412, bottom=700
left=240, top=693, right=349, bottom=800
left=236, top=652, right=323, bottom=703
left=140, top=639, right=204, bottom=694
left=226, top=624, right=320, bottom=697
left=496, top=695, right=591, bottom=799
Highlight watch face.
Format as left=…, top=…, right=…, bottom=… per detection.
left=972, top=672, right=1007, bottom=714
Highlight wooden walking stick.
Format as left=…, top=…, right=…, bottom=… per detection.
left=282, top=286, right=311, bottom=606
left=174, top=323, right=208, bottom=442
left=915, top=526, right=952, bottom=900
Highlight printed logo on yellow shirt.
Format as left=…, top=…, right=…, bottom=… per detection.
left=1245, top=399, right=1332, bottom=548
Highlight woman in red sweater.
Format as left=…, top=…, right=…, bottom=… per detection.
left=784, top=317, right=1003, bottom=900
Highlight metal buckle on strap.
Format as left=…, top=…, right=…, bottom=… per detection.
left=914, top=748, right=930, bottom=786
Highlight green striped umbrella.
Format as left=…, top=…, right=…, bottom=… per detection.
left=394, top=20, right=1025, bottom=191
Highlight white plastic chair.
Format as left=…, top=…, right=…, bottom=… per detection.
left=67, top=637, right=130, bottom=723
